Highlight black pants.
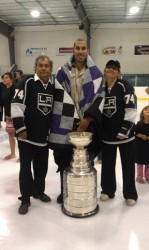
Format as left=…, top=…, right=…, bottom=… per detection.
left=0, top=105, right=3, bottom=122
left=53, top=146, right=73, bottom=172
left=18, top=141, right=49, bottom=203
left=101, top=140, right=138, bottom=200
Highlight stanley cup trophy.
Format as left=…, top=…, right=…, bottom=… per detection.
left=61, top=131, right=99, bottom=218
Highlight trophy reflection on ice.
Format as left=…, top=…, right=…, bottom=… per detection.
left=62, top=132, right=99, bottom=217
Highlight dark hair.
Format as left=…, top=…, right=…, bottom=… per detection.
left=2, top=72, right=14, bottom=81
left=34, top=55, right=53, bottom=71
left=140, top=105, right=149, bottom=121
left=106, top=60, right=121, bottom=69
left=16, top=70, right=23, bottom=76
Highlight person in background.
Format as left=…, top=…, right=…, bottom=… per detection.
left=135, top=105, right=149, bottom=184
left=0, top=72, right=16, bottom=160
left=0, top=81, right=4, bottom=128
left=14, top=69, right=24, bottom=85
left=52, top=38, right=105, bottom=204
left=0, top=98, right=3, bottom=129
left=100, top=60, right=138, bottom=206
left=0, top=107, right=2, bottom=128
left=145, top=86, right=149, bottom=95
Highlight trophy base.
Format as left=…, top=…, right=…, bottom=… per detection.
left=61, top=204, right=99, bottom=218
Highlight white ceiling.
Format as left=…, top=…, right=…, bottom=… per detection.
left=0, top=0, right=149, bottom=29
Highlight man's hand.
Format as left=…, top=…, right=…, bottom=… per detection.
left=77, top=117, right=92, bottom=132
left=136, top=133, right=148, bottom=141
left=18, top=131, right=27, bottom=139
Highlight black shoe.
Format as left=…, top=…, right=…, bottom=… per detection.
left=57, top=193, right=63, bottom=204
left=18, top=202, right=31, bottom=215
left=33, top=193, right=51, bottom=202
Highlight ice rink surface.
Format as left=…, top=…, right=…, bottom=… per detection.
left=0, top=95, right=149, bottom=250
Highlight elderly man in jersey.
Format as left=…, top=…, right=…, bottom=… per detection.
left=11, top=55, right=80, bottom=215
left=49, top=38, right=105, bottom=204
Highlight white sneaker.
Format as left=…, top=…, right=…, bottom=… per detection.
left=100, top=193, right=110, bottom=201
left=126, top=199, right=136, bottom=206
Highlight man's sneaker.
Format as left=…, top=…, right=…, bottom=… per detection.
left=57, top=193, right=63, bottom=204
left=33, top=193, right=51, bottom=202
left=100, top=193, right=110, bottom=201
left=18, top=202, right=31, bottom=215
left=126, top=199, right=136, bottom=206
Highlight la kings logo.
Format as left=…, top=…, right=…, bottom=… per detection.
left=103, top=96, right=116, bottom=117
left=38, top=93, right=53, bottom=115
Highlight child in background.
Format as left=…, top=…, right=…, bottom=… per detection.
left=135, top=105, right=149, bottom=183
left=0, top=81, right=4, bottom=128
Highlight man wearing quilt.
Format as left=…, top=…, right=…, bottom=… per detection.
left=49, top=38, right=105, bottom=204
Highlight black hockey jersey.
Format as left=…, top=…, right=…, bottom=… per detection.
left=102, top=78, right=137, bottom=144
left=11, top=75, right=54, bottom=146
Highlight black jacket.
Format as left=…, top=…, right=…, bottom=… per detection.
left=11, top=75, right=54, bottom=146
left=102, top=79, right=137, bottom=144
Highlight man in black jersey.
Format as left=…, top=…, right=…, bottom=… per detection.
left=100, top=60, right=138, bottom=206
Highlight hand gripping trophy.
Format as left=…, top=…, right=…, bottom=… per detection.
left=61, top=132, right=99, bottom=218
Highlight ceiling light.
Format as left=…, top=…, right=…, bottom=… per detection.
left=31, top=9, right=40, bottom=18
left=129, top=6, right=140, bottom=14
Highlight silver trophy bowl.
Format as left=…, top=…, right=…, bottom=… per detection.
left=62, top=131, right=99, bottom=218
left=67, top=131, right=93, bottom=149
